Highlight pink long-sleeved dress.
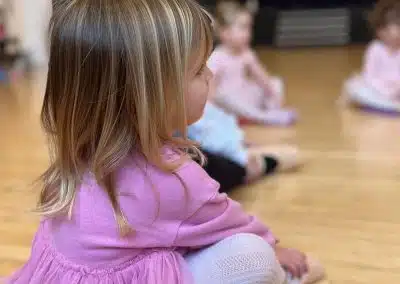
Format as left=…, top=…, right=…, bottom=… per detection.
left=6, top=148, right=276, bottom=283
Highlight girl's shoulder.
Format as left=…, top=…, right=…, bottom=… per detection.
left=119, top=148, right=219, bottom=200
left=163, top=148, right=219, bottom=194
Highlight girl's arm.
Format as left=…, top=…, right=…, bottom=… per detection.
left=172, top=167, right=276, bottom=249
left=246, top=50, right=275, bottom=96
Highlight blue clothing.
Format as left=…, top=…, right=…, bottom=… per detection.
left=188, top=103, right=248, bottom=166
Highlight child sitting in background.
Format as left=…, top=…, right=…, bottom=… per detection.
left=188, top=102, right=301, bottom=193
left=209, top=0, right=297, bottom=126
left=342, top=0, right=400, bottom=112
left=5, top=0, right=324, bottom=283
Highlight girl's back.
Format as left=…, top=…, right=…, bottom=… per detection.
left=10, top=150, right=239, bottom=282
left=9, top=149, right=276, bottom=283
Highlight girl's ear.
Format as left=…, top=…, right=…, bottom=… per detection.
left=245, top=0, right=259, bottom=14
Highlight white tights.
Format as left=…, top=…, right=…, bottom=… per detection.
left=185, top=233, right=300, bottom=284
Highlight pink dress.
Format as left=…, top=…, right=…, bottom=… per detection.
left=207, top=46, right=297, bottom=125
left=208, top=46, right=275, bottom=108
left=6, top=148, right=276, bottom=283
left=361, top=40, right=400, bottom=99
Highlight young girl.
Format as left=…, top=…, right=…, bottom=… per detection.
left=5, top=0, right=323, bottom=283
left=188, top=101, right=301, bottom=193
left=209, top=0, right=297, bottom=126
left=342, top=0, right=400, bottom=113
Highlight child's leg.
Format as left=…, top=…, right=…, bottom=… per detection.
left=338, top=75, right=362, bottom=107
left=246, top=155, right=279, bottom=183
left=214, top=94, right=296, bottom=126
left=200, top=149, right=280, bottom=190
left=199, top=149, right=247, bottom=193
left=185, top=233, right=286, bottom=284
left=351, top=84, right=400, bottom=112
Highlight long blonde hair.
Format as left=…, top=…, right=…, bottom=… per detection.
left=38, top=0, right=213, bottom=233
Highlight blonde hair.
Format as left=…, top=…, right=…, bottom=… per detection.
left=216, top=0, right=255, bottom=28
left=38, top=0, right=213, bottom=233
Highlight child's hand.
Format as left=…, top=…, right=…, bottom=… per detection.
left=275, top=246, right=308, bottom=279
left=265, top=78, right=284, bottom=109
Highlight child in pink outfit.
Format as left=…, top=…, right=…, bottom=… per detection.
left=4, top=0, right=324, bottom=283
left=362, top=40, right=400, bottom=99
left=342, top=0, right=400, bottom=112
left=209, top=0, right=297, bottom=126
left=7, top=151, right=280, bottom=283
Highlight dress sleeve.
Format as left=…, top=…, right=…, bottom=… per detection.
left=246, top=50, right=274, bottom=95
left=172, top=164, right=277, bottom=249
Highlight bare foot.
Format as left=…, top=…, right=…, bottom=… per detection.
left=245, top=155, right=264, bottom=183
left=301, top=256, right=325, bottom=284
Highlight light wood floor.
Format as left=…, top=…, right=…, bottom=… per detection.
left=1, top=46, right=400, bottom=283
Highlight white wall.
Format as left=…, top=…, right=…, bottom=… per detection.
left=8, top=0, right=52, bottom=66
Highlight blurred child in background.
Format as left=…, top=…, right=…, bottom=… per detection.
left=188, top=102, right=301, bottom=193
left=209, top=0, right=297, bottom=126
left=342, top=0, right=400, bottom=113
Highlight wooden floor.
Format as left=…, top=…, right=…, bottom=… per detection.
left=1, top=46, right=400, bottom=283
